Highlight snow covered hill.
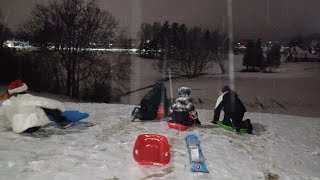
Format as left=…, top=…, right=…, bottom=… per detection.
left=0, top=103, right=319, bottom=180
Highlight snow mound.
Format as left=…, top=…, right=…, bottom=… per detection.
left=0, top=103, right=319, bottom=180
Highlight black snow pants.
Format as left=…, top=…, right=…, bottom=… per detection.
left=222, top=111, right=247, bottom=132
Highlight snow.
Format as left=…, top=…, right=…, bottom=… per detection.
left=0, top=103, right=319, bottom=180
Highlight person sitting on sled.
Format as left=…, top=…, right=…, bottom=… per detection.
left=169, top=87, right=201, bottom=126
left=131, top=81, right=170, bottom=121
left=212, top=85, right=253, bottom=134
left=0, top=80, right=85, bottom=133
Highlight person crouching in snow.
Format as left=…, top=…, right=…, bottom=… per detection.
left=212, top=85, right=253, bottom=134
left=0, top=80, right=72, bottom=133
left=131, top=81, right=170, bottom=121
left=169, top=87, right=201, bottom=126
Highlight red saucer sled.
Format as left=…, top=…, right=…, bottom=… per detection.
left=167, top=121, right=191, bottom=131
left=167, top=113, right=195, bottom=131
left=133, top=134, right=170, bottom=166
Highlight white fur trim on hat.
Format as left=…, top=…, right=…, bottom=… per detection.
left=8, top=83, right=28, bottom=94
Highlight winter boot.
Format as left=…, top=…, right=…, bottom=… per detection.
left=245, top=119, right=253, bottom=134
left=131, top=106, right=141, bottom=122
left=194, top=118, right=201, bottom=125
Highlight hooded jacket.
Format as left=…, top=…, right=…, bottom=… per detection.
left=139, top=81, right=169, bottom=120
left=0, top=94, right=65, bottom=133
left=213, top=91, right=246, bottom=122
left=170, top=87, right=198, bottom=119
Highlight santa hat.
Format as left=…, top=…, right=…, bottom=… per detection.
left=8, top=80, right=28, bottom=95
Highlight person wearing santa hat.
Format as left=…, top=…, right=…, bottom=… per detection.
left=0, top=79, right=70, bottom=133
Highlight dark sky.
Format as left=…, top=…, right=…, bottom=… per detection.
left=1, top=0, right=320, bottom=40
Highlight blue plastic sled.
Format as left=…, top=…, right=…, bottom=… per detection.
left=185, top=134, right=209, bottom=173
left=61, top=110, right=89, bottom=122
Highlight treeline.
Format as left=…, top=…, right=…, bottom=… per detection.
left=0, top=0, right=131, bottom=102
left=242, top=39, right=281, bottom=72
left=138, top=21, right=229, bottom=77
left=0, top=49, right=131, bottom=102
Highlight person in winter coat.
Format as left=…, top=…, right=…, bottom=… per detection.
left=169, top=87, right=201, bottom=126
left=131, top=81, right=169, bottom=121
left=212, top=85, right=253, bottom=134
left=0, top=80, right=71, bottom=133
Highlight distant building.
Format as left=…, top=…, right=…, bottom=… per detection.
left=3, top=40, right=39, bottom=51
left=3, top=40, right=29, bottom=49
left=288, top=46, right=320, bottom=62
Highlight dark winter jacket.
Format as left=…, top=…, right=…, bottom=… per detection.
left=140, top=81, right=169, bottom=120
left=213, top=91, right=246, bottom=122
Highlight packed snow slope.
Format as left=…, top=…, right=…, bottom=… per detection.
left=0, top=103, right=319, bottom=180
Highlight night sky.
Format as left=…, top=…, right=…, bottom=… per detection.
left=1, top=0, right=320, bottom=40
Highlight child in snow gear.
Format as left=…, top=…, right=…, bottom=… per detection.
left=0, top=80, right=74, bottom=133
left=169, top=87, right=201, bottom=126
left=212, top=85, right=253, bottom=134
left=131, top=81, right=169, bottom=121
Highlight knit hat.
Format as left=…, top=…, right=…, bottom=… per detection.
left=8, top=80, right=28, bottom=95
left=221, top=85, right=231, bottom=93
left=178, top=87, right=191, bottom=98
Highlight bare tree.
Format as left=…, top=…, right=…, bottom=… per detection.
left=167, top=27, right=212, bottom=78
left=117, top=29, right=132, bottom=49
left=138, top=21, right=228, bottom=78
left=19, top=0, right=118, bottom=98
left=242, top=39, right=264, bottom=71
left=138, top=23, right=154, bottom=58
left=264, top=43, right=281, bottom=72
left=167, top=26, right=227, bottom=78
left=82, top=52, right=131, bottom=102
left=210, top=30, right=228, bottom=74
left=0, top=10, right=13, bottom=47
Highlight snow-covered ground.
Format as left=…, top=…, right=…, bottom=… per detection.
left=0, top=103, right=319, bottom=180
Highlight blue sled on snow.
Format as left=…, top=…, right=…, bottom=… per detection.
left=61, top=110, right=89, bottom=122
left=185, top=134, right=209, bottom=173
